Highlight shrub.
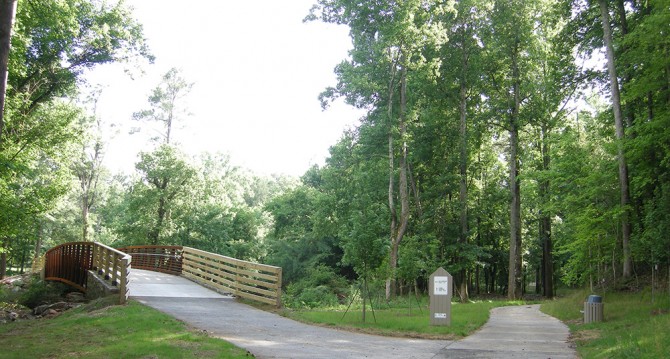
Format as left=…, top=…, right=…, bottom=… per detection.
left=284, top=265, right=349, bottom=309
left=18, top=277, right=68, bottom=308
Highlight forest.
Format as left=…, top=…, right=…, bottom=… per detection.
left=0, top=0, right=669, bottom=307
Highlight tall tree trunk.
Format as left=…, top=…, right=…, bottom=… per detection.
left=0, top=237, right=7, bottom=279
left=0, top=0, right=18, bottom=149
left=388, top=60, right=410, bottom=300
left=539, top=122, right=554, bottom=298
left=508, top=38, right=523, bottom=300
left=599, top=0, right=633, bottom=279
left=386, top=52, right=398, bottom=301
left=35, top=221, right=44, bottom=261
left=82, top=193, right=90, bottom=241
left=458, top=65, right=469, bottom=302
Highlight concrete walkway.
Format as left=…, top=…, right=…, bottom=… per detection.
left=129, top=269, right=576, bottom=359
left=442, top=305, right=576, bottom=358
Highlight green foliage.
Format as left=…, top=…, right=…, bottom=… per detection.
left=115, top=144, right=195, bottom=245
left=3, top=0, right=670, bottom=310
left=1, top=0, right=151, bottom=273
left=284, top=265, right=349, bottom=309
left=17, top=277, right=68, bottom=309
left=132, top=68, right=192, bottom=144
left=7, top=0, right=152, bottom=113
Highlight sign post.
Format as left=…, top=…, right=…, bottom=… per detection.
left=429, top=267, right=452, bottom=326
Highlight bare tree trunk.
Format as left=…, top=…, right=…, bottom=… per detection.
left=508, top=38, right=523, bottom=300
left=388, top=60, right=410, bottom=300
left=458, top=67, right=469, bottom=302
left=82, top=193, right=90, bottom=241
left=599, top=0, right=632, bottom=279
left=77, top=97, right=103, bottom=242
left=0, top=0, right=18, bottom=149
left=386, top=52, right=398, bottom=301
left=0, top=237, right=7, bottom=279
left=35, top=221, right=43, bottom=260
left=539, top=122, right=554, bottom=298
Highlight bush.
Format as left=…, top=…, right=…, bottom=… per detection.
left=18, top=277, right=68, bottom=308
left=284, top=265, right=349, bottom=309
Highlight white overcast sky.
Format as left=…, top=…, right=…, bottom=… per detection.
left=84, top=0, right=365, bottom=177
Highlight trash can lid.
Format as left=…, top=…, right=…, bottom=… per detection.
left=587, top=295, right=602, bottom=303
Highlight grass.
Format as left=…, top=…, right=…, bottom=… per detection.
left=284, top=295, right=527, bottom=339
left=541, top=287, right=670, bottom=359
left=0, top=298, right=251, bottom=359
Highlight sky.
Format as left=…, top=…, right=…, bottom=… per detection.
left=85, top=0, right=365, bottom=177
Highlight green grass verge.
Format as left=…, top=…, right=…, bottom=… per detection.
left=284, top=296, right=526, bottom=339
left=541, top=288, right=670, bottom=359
left=0, top=299, right=251, bottom=359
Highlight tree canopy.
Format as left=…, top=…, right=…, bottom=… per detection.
left=1, top=0, right=669, bottom=308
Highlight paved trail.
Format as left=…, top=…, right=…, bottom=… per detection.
left=130, top=270, right=576, bottom=359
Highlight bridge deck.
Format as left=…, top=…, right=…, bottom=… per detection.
left=128, top=268, right=232, bottom=299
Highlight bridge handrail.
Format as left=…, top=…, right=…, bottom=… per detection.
left=116, top=245, right=182, bottom=275
left=44, top=241, right=93, bottom=292
left=181, top=246, right=282, bottom=307
left=92, top=243, right=131, bottom=304
left=43, top=242, right=131, bottom=304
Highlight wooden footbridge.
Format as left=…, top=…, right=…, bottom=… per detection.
left=39, top=242, right=282, bottom=307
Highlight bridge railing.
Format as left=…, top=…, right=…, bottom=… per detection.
left=44, top=241, right=93, bottom=292
left=44, top=242, right=131, bottom=304
left=182, top=246, right=282, bottom=307
left=116, top=245, right=182, bottom=275
left=92, top=243, right=132, bottom=304
left=44, top=242, right=282, bottom=307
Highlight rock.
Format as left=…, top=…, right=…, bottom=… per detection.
left=34, top=302, right=72, bottom=316
left=45, top=309, right=59, bottom=318
left=34, top=304, right=50, bottom=316
left=8, top=311, right=18, bottom=321
left=48, top=302, right=70, bottom=311
left=65, top=292, right=86, bottom=303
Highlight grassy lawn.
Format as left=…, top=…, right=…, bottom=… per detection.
left=541, top=288, right=670, bottom=359
left=0, top=298, right=250, bottom=359
left=283, top=296, right=526, bottom=339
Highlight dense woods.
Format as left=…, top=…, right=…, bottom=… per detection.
left=1, top=0, right=669, bottom=307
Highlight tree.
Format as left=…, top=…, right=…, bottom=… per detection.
left=1, top=0, right=151, bottom=270
left=72, top=89, right=106, bottom=241
left=133, top=68, right=193, bottom=145
left=0, top=0, right=17, bottom=148
left=134, top=145, right=195, bottom=245
left=597, top=0, right=633, bottom=279
left=481, top=0, right=538, bottom=299
left=309, top=0, right=454, bottom=300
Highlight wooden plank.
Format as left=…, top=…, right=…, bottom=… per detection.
left=236, top=275, right=279, bottom=290
left=183, top=247, right=280, bottom=273
left=236, top=282, right=277, bottom=298
left=183, top=258, right=237, bottom=282
left=183, top=253, right=239, bottom=274
left=234, top=267, right=279, bottom=282
left=183, top=263, right=275, bottom=297
left=183, top=253, right=278, bottom=282
left=182, top=263, right=237, bottom=286
left=183, top=267, right=236, bottom=289
left=182, top=271, right=235, bottom=294
left=236, top=290, right=277, bottom=306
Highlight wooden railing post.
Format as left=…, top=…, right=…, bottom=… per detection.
left=275, top=268, right=282, bottom=308
left=118, top=255, right=131, bottom=304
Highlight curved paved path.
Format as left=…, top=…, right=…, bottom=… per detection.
left=129, top=270, right=576, bottom=358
